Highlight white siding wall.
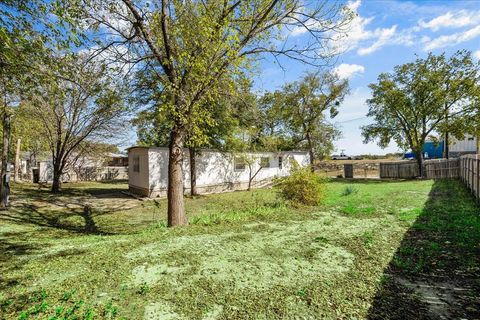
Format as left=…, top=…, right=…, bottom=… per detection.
left=450, top=136, right=477, bottom=153
left=128, top=147, right=310, bottom=195
left=147, top=147, right=170, bottom=191
left=128, top=148, right=150, bottom=191
left=39, top=161, right=53, bottom=182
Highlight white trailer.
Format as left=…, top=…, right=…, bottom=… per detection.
left=127, top=147, right=310, bottom=197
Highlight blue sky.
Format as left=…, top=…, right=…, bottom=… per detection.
left=254, top=0, right=480, bottom=156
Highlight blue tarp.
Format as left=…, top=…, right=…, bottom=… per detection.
left=404, top=141, right=444, bottom=159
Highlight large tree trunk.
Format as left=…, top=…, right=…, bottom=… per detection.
left=306, top=133, right=315, bottom=172
left=443, top=105, right=449, bottom=159
left=0, top=113, right=11, bottom=209
left=189, top=147, right=198, bottom=197
left=167, top=126, right=188, bottom=227
left=14, top=138, right=21, bottom=182
left=51, top=162, right=62, bottom=193
left=444, top=131, right=449, bottom=159
left=415, top=150, right=424, bottom=178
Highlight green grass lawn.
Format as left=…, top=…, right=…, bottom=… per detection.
left=0, top=179, right=478, bottom=319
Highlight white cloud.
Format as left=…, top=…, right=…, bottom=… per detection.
left=291, top=2, right=480, bottom=56
left=357, top=25, right=397, bottom=56
left=331, top=0, right=401, bottom=56
left=419, top=10, right=480, bottom=31
left=474, top=50, right=480, bottom=60
left=423, top=25, right=480, bottom=51
left=334, top=63, right=365, bottom=79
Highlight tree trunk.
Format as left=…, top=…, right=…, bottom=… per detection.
left=189, top=147, right=198, bottom=197
left=306, top=132, right=315, bottom=172
left=248, top=163, right=253, bottom=191
left=167, top=126, right=188, bottom=227
left=443, top=105, right=449, bottom=159
left=0, top=113, right=11, bottom=209
left=416, top=150, right=424, bottom=178
left=14, top=138, right=21, bottom=182
left=51, top=162, right=62, bottom=193
left=444, top=131, right=449, bottom=159
left=248, top=162, right=263, bottom=191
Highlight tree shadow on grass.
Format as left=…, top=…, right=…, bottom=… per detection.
left=21, top=181, right=130, bottom=200
left=1, top=183, right=142, bottom=236
left=367, top=179, right=480, bottom=319
left=0, top=203, right=113, bottom=235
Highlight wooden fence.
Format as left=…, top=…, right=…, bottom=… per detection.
left=379, top=155, right=479, bottom=200
left=460, top=154, right=480, bottom=200
left=424, top=158, right=460, bottom=179
left=379, top=158, right=459, bottom=179
left=379, top=161, right=419, bottom=179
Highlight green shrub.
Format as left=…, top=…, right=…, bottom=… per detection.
left=275, top=166, right=327, bottom=206
left=341, top=185, right=358, bottom=196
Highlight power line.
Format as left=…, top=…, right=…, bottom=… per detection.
left=335, top=116, right=368, bottom=124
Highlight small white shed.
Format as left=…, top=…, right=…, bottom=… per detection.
left=127, top=147, right=310, bottom=197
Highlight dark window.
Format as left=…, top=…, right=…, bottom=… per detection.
left=278, top=156, right=283, bottom=169
left=468, top=137, right=474, bottom=141
left=234, top=157, right=246, bottom=170
left=133, top=156, right=140, bottom=172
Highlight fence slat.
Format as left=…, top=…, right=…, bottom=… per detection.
left=379, top=155, right=479, bottom=201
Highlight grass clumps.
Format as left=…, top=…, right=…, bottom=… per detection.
left=275, top=165, right=326, bottom=206
left=4, top=179, right=479, bottom=319
left=341, top=185, right=358, bottom=196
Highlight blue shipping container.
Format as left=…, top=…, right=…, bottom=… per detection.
left=404, top=141, right=444, bottom=159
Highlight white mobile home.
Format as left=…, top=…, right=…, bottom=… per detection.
left=127, top=147, right=310, bottom=197
left=449, top=135, right=477, bottom=157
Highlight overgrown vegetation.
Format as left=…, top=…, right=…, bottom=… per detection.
left=0, top=179, right=478, bottom=319
left=342, top=185, right=359, bottom=196
left=275, top=166, right=327, bottom=206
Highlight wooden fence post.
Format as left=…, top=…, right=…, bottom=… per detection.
left=344, top=164, right=353, bottom=179
left=477, top=158, right=480, bottom=201
left=471, top=158, right=474, bottom=195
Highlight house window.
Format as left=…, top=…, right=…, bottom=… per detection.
left=278, top=156, right=283, bottom=169
left=260, top=157, right=270, bottom=168
left=234, top=157, right=245, bottom=170
left=468, top=137, right=474, bottom=141
left=133, top=155, right=140, bottom=172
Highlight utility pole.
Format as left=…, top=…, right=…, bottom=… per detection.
left=14, top=138, right=20, bottom=182
left=0, top=112, right=11, bottom=209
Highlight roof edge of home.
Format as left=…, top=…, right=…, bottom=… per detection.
left=126, top=146, right=308, bottom=154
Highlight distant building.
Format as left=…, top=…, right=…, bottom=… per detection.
left=127, top=147, right=310, bottom=197
left=107, top=153, right=129, bottom=167
left=37, top=152, right=129, bottom=183
left=405, top=135, right=478, bottom=159
left=448, top=135, right=477, bottom=157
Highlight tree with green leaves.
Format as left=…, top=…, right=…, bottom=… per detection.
left=83, top=0, right=353, bottom=226
left=26, top=54, right=128, bottom=193
left=1, top=0, right=85, bottom=206
left=264, top=72, right=347, bottom=170
left=132, top=75, right=248, bottom=196
left=362, top=51, right=480, bottom=176
left=11, top=101, right=50, bottom=179
left=432, top=51, right=480, bottom=158
left=1, top=1, right=48, bottom=208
